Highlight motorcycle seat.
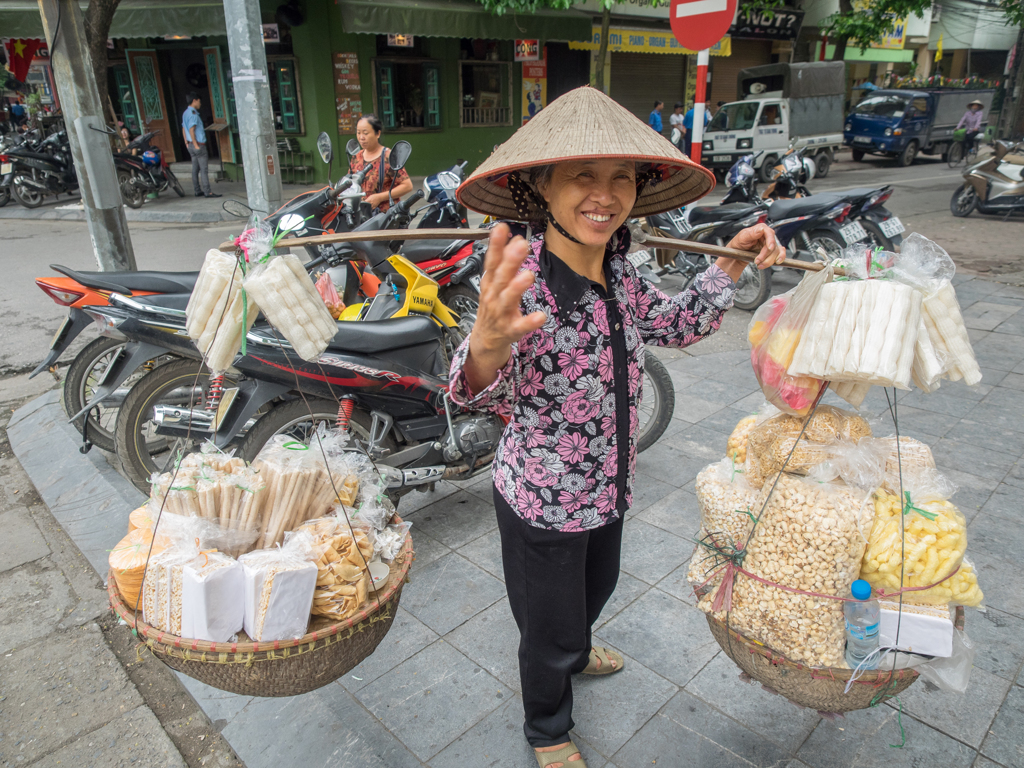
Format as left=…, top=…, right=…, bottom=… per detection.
left=326, top=315, right=443, bottom=354
left=11, top=149, right=56, bottom=161
left=686, top=203, right=763, bottom=226
left=131, top=293, right=191, bottom=311
left=765, top=193, right=846, bottom=222
left=399, top=239, right=470, bottom=264
left=50, top=264, right=200, bottom=295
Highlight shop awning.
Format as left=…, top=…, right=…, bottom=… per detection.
left=569, top=26, right=732, bottom=56
left=0, top=0, right=225, bottom=39
left=339, top=0, right=593, bottom=42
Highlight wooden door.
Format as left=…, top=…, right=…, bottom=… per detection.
left=203, top=46, right=234, bottom=163
left=126, top=49, right=176, bottom=161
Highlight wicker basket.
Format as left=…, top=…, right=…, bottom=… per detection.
left=108, top=526, right=413, bottom=698
left=707, top=606, right=966, bottom=713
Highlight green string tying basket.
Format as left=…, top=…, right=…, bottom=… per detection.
left=108, top=519, right=412, bottom=698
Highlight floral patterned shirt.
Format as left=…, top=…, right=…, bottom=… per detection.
left=350, top=148, right=411, bottom=212
left=449, top=225, right=737, bottom=532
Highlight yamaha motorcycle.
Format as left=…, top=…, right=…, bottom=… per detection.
left=5, top=128, right=78, bottom=208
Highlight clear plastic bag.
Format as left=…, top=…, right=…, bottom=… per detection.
left=185, top=249, right=258, bottom=374
left=243, top=253, right=337, bottom=361
left=695, top=458, right=759, bottom=544
left=727, top=416, right=758, bottom=464
left=297, top=517, right=375, bottom=621
left=861, top=469, right=982, bottom=607
left=806, top=437, right=887, bottom=493
left=374, top=521, right=412, bottom=562
left=748, top=266, right=832, bottom=416
left=921, top=281, right=982, bottom=386
left=706, top=473, right=875, bottom=667
left=239, top=530, right=318, bottom=641
left=315, top=271, right=345, bottom=319
left=878, top=435, right=936, bottom=494
left=916, top=629, right=976, bottom=694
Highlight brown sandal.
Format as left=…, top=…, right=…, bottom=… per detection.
left=581, top=646, right=624, bottom=675
left=535, top=740, right=586, bottom=768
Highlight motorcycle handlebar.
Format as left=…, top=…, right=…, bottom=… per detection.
left=390, top=188, right=425, bottom=218
left=449, top=252, right=482, bottom=285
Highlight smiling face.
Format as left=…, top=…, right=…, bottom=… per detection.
left=537, top=159, right=637, bottom=248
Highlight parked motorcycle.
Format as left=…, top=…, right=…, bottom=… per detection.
left=0, top=128, right=39, bottom=206
left=4, top=128, right=78, bottom=208
left=113, top=130, right=185, bottom=208
left=951, top=140, right=1024, bottom=218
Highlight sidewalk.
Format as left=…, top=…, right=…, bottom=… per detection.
left=5, top=272, right=1024, bottom=768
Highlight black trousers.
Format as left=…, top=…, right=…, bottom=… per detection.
left=494, top=486, right=624, bottom=747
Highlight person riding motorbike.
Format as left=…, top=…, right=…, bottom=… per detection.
left=349, top=114, right=414, bottom=212
left=956, top=99, right=984, bottom=159
left=452, top=86, right=784, bottom=768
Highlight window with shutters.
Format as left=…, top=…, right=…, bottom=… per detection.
left=373, top=59, right=442, bottom=131
left=267, top=57, right=304, bottom=134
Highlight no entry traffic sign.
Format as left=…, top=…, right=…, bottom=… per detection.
left=670, top=0, right=737, bottom=51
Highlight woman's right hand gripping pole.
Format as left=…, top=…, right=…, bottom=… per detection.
left=462, top=224, right=548, bottom=396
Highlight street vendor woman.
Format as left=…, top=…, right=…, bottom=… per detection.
left=450, top=86, right=785, bottom=768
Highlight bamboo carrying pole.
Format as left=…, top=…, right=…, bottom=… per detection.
left=219, top=228, right=840, bottom=275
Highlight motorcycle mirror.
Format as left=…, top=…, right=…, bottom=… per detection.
left=222, top=198, right=252, bottom=218
left=346, top=139, right=360, bottom=157
left=389, top=140, right=412, bottom=171
left=316, top=132, right=333, bottom=164
left=278, top=213, right=306, bottom=233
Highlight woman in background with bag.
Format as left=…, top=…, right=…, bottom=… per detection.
left=350, top=114, right=414, bottom=212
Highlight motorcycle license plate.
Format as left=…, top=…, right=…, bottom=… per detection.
left=627, top=250, right=652, bottom=268
left=840, top=221, right=869, bottom=245
left=879, top=217, right=905, bottom=237
left=49, top=316, right=72, bottom=349
left=713, top=155, right=731, bottom=163
left=1, top=163, right=11, bottom=175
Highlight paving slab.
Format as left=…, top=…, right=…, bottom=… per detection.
left=895, top=666, right=1011, bottom=748
left=446, top=598, right=522, bottom=693
left=967, top=607, right=1024, bottom=684
left=399, top=551, right=506, bottom=636
left=633, top=486, right=699, bottom=539
left=979, top=684, right=1024, bottom=768
left=0, top=504, right=50, bottom=571
left=406, top=489, right=499, bottom=550
left=0, top=623, right=143, bottom=765
left=0, top=557, right=76, bottom=654
left=456, top=528, right=506, bottom=582
left=339, top=607, right=440, bottom=693
left=409, top=530, right=453, bottom=574
left=618, top=518, right=689, bottom=585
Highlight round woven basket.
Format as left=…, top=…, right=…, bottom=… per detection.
left=706, top=606, right=965, bottom=713
left=108, top=525, right=413, bottom=698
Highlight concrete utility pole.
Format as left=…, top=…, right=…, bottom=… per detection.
left=37, top=0, right=136, bottom=271
left=223, top=0, right=283, bottom=214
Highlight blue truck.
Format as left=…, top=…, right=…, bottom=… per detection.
left=844, top=88, right=995, bottom=166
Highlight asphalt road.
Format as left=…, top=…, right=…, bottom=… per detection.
left=2, top=154, right=1021, bottom=374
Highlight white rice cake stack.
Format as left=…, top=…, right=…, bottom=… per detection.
left=240, top=556, right=317, bottom=641
left=182, top=552, right=244, bottom=642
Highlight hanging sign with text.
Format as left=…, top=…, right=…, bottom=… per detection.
left=522, top=49, right=547, bottom=125
left=333, top=52, right=362, bottom=134
left=515, top=39, right=541, bottom=61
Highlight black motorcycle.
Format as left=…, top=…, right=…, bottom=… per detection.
left=113, top=130, right=185, bottom=208
left=6, top=128, right=78, bottom=208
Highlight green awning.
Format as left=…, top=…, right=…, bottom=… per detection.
left=339, top=0, right=593, bottom=42
left=0, top=0, right=225, bottom=39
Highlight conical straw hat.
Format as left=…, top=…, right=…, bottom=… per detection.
left=456, top=86, right=714, bottom=221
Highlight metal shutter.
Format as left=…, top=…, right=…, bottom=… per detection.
left=610, top=52, right=686, bottom=126
left=708, top=40, right=773, bottom=107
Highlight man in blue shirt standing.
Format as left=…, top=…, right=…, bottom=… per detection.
left=682, top=103, right=710, bottom=157
left=648, top=100, right=664, bottom=135
left=181, top=92, right=219, bottom=198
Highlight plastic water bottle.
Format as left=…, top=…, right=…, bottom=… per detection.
left=844, top=579, right=880, bottom=670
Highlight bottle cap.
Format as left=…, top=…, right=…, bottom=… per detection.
left=851, top=579, right=872, bottom=601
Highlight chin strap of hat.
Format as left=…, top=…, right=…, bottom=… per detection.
left=507, top=171, right=583, bottom=244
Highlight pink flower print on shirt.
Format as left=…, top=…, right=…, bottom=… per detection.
left=559, top=348, right=588, bottom=380
left=556, top=432, right=589, bottom=464
left=520, top=367, right=543, bottom=397
left=517, top=487, right=544, bottom=520
left=563, top=390, right=601, bottom=424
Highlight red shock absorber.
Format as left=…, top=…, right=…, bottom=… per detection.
left=205, top=374, right=226, bottom=412
left=336, top=397, right=355, bottom=431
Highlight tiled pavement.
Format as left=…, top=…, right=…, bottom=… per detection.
left=9, top=272, right=1024, bottom=767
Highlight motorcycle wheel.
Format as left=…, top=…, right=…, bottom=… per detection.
left=234, top=397, right=395, bottom=464
left=732, top=263, right=772, bottom=312
left=860, top=220, right=893, bottom=250
left=637, top=354, right=675, bottom=453
left=805, top=229, right=845, bottom=260
left=117, top=170, right=145, bottom=209
left=12, top=176, right=43, bottom=208
left=63, top=337, right=125, bottom=453
left=439, top=283, right=480, bottom=339
left=0, top=186, right=10, bottom=207
left=166, top=166, right=186, bottom=197
left=115, top=358, right=237, bottom=491
left=950, top=184, right=977, bottom=218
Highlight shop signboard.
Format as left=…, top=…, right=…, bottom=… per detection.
left=569, top=27, right=732, bottom=56
left=334, top=52, right=362, bottom=135
left=728, top=8, right=804, bottom=40
left=522, top=49, right=547, bottom=125
left=515, top=39, right=541, bottom=61
left=852, top=0, right=906, bottom=49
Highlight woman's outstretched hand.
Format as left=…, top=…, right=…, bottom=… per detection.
left=462, top=224, right=547, bottom=395
left=715, top=223, right=786, bottom=283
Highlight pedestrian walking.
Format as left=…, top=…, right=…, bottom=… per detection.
left=349, top=114, right=413, bottom=212
left=683, top=102, right=710, bottom=158
left=648, top=100, right=664, bottom=134
left=181, top=92, right=219, bottom=198
left=452, top=86, right=785, bottom=768
left=669, top=101, right=686, bottom=152
left=956, top=99, right=984, bottom=158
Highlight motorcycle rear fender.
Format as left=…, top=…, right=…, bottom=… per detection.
left=69, top=341, right=169, bottom=421
left=213, top=377, right=292, bottom=447
left=29, top=307, right=91, bottom=379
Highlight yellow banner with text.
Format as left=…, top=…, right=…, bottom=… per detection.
left=570, top=27, right=731, bottom=56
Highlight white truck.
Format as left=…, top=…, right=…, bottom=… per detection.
left=701, top=62, right=846, bottom=182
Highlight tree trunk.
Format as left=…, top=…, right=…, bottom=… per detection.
left=595, top=7, right=611, bottom=94
left=831, top=0, right=853, bottom=62
left=1006, top=27, right=1024, bottom=139
left=82, top=0, right=122, bottom=114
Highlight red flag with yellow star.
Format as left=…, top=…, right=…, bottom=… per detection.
left=4, top=39, right=43, bottom=83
